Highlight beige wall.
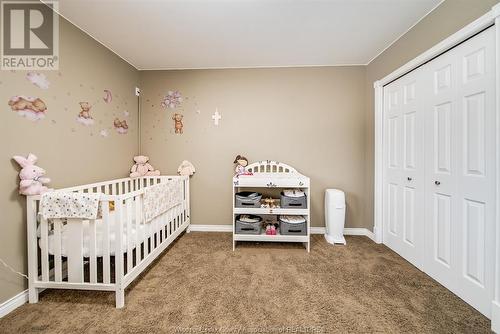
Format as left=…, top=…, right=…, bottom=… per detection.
left=363, top=0, right=499, bottom=231
left=141, top=0, right=499, bottom=236
left=0, top=18, right=139, bottom=303
left=139, top=67, right=366, bottom=229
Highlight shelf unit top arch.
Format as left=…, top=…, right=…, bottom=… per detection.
left=245, top=160, right=303, bottom=176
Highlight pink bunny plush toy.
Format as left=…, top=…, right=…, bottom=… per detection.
left=130, top=155, right=161, bottom=178
left=13, top=153, right=52, bottom=195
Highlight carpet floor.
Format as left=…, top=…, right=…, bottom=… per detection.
left=0, top=233, right=491, bottom=334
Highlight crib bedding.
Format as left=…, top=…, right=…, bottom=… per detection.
left=143, top=179, right=183, bottom=221
left=39, top=212, right=152, bottom=257
left=40, top=191, right=102, bottom=220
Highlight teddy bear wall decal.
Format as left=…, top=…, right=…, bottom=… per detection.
left=172, top=113, right=184, bottom=134
left=114, top=118, right=129, bottom=134
left=9, top=96, right=47, bottom=121
left=76, top=102, right=94, bottom=126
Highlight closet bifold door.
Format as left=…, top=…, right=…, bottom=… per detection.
left=383, top=68, right=425, bottom=270
left=423, top=26, right=496, bottom=317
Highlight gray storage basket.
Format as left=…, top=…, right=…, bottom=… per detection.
left=279, top=216, right=307, bottom=235
left=235, top=191, right=262, bottom=208
left=235, top=215, right=263, bottom=234
left=280, top=192, right=307, bottom=208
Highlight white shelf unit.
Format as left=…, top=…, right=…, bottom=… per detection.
left=232, top=161, right=310, bottom=252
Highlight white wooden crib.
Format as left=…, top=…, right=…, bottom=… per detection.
left=26, top=175, right=190, bottom=308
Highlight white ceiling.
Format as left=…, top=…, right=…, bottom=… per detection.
left=52, top=0, right=443, bottom=70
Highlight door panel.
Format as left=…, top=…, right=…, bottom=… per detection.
left=403, top=186, right=415, bottom=245
left=424, top=41, right=460, bottom=293
left=384, top=84, right=402, bottom=248
left=388, top=115, right=399, bottom=169
left=463, top=198, right=486, bottom=287
left=424, top=27, right=495, bottom=316
left=434, top=193, right=452, bottom=267
left=404, top=112, right=416, bottom=170
left=434, top=64, right=452, bottom=93
left=388, top=183, right=398, bottom=236
left=434, top=102, right=452, bottom=174
left=383, top=69, right=425, bottom=270
left=463, top=92, right=485, bottom=176
left=383, top=26, right=495, bottom=318
left=453, top=27, right=495, bottom=316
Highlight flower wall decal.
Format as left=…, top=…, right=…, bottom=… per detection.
left=161, top=90, right=182, bottom=109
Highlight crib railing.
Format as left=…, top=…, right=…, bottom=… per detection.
left=57, top=175, right=172, bottom=195
left=26, top=175, right=190, bottom=308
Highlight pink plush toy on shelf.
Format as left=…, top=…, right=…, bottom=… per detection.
left=130, top=155, right=161, bottom=178
left=13, top=153, right=52, bottom=195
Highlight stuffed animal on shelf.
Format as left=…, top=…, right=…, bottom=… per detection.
left=266, top=225, right=277, bottom=235
left=130, top=156, right=161, bottom=178
left=12, top=153, right=52, bottom=195
left=233, top=155, right=253, bottom=177
left=262, top=220, right=278, bottom=235
left=263, top=197, right=278, bottom=209
left=177, top=160, right=196, bottom=176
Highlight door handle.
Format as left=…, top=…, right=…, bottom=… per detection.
left=407, top=177, right=412, bottom=181
left=434, top=180, right=441, bottom=186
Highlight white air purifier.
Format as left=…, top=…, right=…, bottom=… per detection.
left=325, top=189, right=346, bottom=245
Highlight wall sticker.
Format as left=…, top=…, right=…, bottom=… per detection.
left=5, top=68, right=135, bottom=140
left=26, top=72, right=50, bottom=89
left=212, top=109, right=221, bottom=126
left=99, top=129, right=109, bottom=137
left=172, top=113, right=184, bottom=134
left=103, top=89, right=112, bottom=103
left=161, top=90, right=182, bottom=109
left=9, top=96, right=47, bottom=121
left=114, top=118, right=128, bottom=134
left=76, top=102, right=94, bottom=126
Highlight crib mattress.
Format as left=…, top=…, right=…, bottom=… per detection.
left=39, top=212, right=152, bottom=258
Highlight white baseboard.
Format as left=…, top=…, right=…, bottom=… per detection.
left=0, top=289, right=28, bottom=318
left=309, top=227, right=326, bottom=234
left=344, top=228, right=376, bottom=241
left=492, top=301, right=500, bottom=333
left=189, top=225, right=375, bottom=241
left=188, top=224, right=233, bottom=233
left=310, top=227, right=375, bottom=241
